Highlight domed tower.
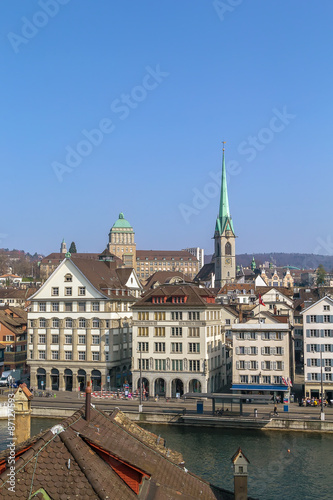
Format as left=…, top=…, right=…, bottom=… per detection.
left=108, top=213, right=136, bottom=267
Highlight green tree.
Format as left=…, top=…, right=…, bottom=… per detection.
left=69, top=242, right=77, bottom=253
left=316, top=264, right=326, bottom=286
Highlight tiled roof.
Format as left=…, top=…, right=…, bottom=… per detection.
left=40, top=252, right=100, bottom=264
left=137, top=250, right=198, bottom=262
left=194, top=262, right=215, bottom=281
left=143, top=271, right=189, bottom=290
left=0, top=288, right=37, bottom=300
left=133, top=283, right=218, bottom=308
left=255, top=286, right=294, bottom=297
left=71, top=259, right=135, bottom=300
left=0, top=406, right=234, bottom=499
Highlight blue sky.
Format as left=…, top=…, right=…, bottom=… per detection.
left=1, top=1, right=332, bottom=258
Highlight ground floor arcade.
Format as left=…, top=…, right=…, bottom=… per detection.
left=131, top=371, right=207, bottom=398
left=28, top=362, right=132, bottom=392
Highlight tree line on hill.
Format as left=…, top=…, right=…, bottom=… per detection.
left=205, top=252, right=333, bottom=271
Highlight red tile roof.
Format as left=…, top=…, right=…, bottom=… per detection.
left=0, top=406, right=235, bottom=499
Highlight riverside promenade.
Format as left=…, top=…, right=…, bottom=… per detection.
left=13, top=390, right=333, bottom=433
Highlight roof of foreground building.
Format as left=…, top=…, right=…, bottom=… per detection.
left=0, top=405, right=235, bottom=499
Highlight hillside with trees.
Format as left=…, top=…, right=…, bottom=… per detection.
left=205, top=253, right=333, bottom=271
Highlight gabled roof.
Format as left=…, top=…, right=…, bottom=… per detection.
left=0, top=406, right=234, bottom=499
left=231, top=447, right=250, bottom=465
left=301, top=295, right=333, bottom=315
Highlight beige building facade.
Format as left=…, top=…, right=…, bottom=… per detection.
left=131, top=283, right=225, bottom=397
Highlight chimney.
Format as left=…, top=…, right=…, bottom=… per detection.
left=85, top=381, right=92, bottom=421
left=231, top=448, right=250, bottom=500
left=14, top=384, right=32, bottom=445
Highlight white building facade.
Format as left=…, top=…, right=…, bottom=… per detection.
left=27, top=256, right=141, bottom=391
left=231, top=321, right=292, bottom=398
left=302, top=296, right=333, bottom=400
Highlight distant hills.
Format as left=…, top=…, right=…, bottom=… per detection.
left=205, top=253, right=333, bottom=271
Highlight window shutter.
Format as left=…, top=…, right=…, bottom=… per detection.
left=256, top=361, right=258, bottom=370
left=318, top=315, right=323, bottom=323
left=281, top=347, right=284, bottom=355
left=261, top=333, right=265, bottom=340
left=236, top=361, right=240, bottom=369
left=331, top=315, right=333, bottom=323
left=236, top=347, right=239, bottom=355
left=306, top=330, right=310, bottom=337
left=307, top=359, right=311, bottom=367
left=306, top=315, right=310, bottom=323
left=282, top=362, right=284, bottom=370
left=256, top=347, right=258, bottom=355
left=318, top=373, right=321, bottom=382
left=322, top=358, right=325, bottom=367
left=261, top=347, right=264, bottom=355
left=261, top=361, right=265, bottom=370
left=273, top=362, right=277, bottom=370
left=307, top=373, right=311, bottom=381
left=321, top=330, right=324, bottom=337
left=307, top=345, right=310, bottom=352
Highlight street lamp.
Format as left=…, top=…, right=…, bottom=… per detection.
left=320, top=347, right=325, bottom=421
left=137, top=344, right=142, bottom=408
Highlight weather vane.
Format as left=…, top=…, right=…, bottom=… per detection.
left=222, top=141, right=226, bottom=152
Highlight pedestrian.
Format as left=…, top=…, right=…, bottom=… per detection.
left=274, top=404, right=278, bottom=416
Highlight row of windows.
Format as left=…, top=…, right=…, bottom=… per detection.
left=36, top=334, right=104, bottom=345
left=306, top=329, right=333, bottom=337
left=235, top=346, right=284, bottom=355
left=307, top=358, right=333, bottom=367
left=307, top=344, right=333, bottom=352
left=138, top=359, right=201, bottom=371
left=36, top=351, right=101, bottom=361
left=308, top=373, right=333, bottom=381
left=137, top=327, right=200, bottom=337
left=237, top=361, right=284, bottom=370
left=240, top=375, right=284, bottom=384
left=51, top=286, right=87, bottom=297
left=236, top=332, right=283, bottom=340
left=39, top=301, right=100, bottom=312
left=307, top=314, right=332, bottom=323
left=137, top=342, right=200, bottom=354
left=35, top=318, right=105, bottom=328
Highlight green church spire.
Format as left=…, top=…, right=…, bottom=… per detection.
left=215, top=143, right=234, bottom=235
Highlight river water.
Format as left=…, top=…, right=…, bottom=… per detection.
left=0, top=418, right=331, bottom=500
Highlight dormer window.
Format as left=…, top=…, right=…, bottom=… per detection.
left=172, top=296, right=187, bottom=304
left=65, top=273, right=72, bottom=282
left=152, top=297, right=164, bottom=304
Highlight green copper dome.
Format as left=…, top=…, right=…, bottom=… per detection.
left=112, top=213, right=133, bottom=230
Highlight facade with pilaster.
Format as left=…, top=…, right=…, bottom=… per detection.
left=27, top=255, right=141, bottom=391
left=131, top=283, right=225, bottom=398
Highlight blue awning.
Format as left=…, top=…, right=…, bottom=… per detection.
left=232, top=384, right=288, bottom=392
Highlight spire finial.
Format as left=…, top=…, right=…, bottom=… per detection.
left=222, top=140, right=226, bottom=153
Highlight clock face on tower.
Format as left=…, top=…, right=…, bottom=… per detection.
left=225, top=258, right=232, bottom=266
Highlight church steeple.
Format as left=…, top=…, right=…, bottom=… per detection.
left=213, top=143, right=236, bottom=288
left=215, top=143, right=234, bottom=236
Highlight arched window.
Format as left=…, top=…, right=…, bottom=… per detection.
left=225, top=242, right=231, bottom=255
